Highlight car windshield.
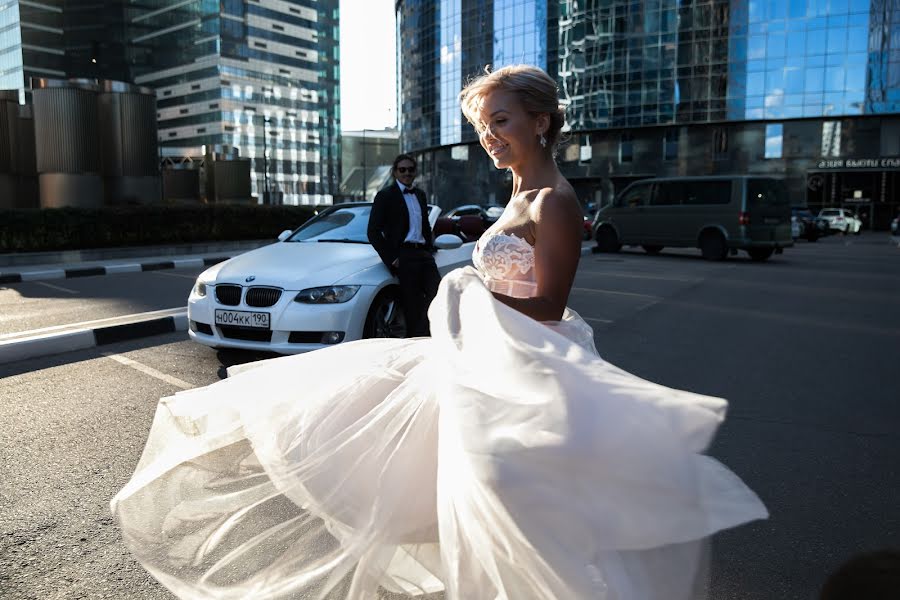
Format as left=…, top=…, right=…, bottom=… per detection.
left=287, top=205, right=372, bottom=243
left=449, top=206, right=480, bottom=217
left=483, top=205, right=504, bottom=218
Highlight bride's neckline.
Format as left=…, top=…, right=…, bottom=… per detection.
left=478, top=230, right=535, bottom=250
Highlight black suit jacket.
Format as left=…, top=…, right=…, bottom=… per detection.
left=367, top=183, right=434, bottom=269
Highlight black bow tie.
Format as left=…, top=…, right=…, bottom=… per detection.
left=403, top=186, right=416, bottom=195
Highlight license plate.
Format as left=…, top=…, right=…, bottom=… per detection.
left=215, top=309, right=270, bottom=329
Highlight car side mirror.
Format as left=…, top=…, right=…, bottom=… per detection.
left=277, top=230, right=292, bottom=242
left=434, top=234, right=464, bottom=250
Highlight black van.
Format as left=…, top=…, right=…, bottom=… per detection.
left=592, top=176, right=793, bottom=261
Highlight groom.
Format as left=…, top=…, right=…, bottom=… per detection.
left=367, top=154, right=441, bottom=337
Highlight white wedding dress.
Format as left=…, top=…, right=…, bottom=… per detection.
left=112, top=232, right=767, bottom=600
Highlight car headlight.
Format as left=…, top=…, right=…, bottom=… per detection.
left=294, top=285, right=360, bottom=304
left=192, top=280, right=208, bottom=297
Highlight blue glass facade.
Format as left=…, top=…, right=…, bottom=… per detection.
left=0, top=0, right=64, bottom=103
left=397, top=0, right=900, bottom=229
left=0, top=0, right=132, bottom=103
left=493, top=0, right=547, bottom=70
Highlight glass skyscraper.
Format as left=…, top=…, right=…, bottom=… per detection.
left=0, top=0, right=65, bottom=103
left=397, top=0, right=900, bottom=229
left=0, top=0, right=340, bottom=205
left=129, top=0, right=340, bottom=205
left=0, top=0, right=131, bottom=102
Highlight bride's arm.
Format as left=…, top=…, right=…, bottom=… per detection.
left=492, top=189, right=582, bottom=321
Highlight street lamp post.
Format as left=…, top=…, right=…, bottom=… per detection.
left=361, top=128, right=367, bottom=201
left=262, top=116, right=270, bottom=204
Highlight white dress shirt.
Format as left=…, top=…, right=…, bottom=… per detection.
left=400, top=183, right=426, bottom=244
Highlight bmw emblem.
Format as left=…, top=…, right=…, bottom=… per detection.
left=245, top=275, right=256, bottom=282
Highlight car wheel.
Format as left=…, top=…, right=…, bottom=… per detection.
left=642, top=244, right=663, bottom=255
left=363, top=289, right=406, bottom=338
left=699, top=230, right=728, bottom=261
left=595, top=226, right=621, bottom=253
left=747, top=248, right=774, bottom=261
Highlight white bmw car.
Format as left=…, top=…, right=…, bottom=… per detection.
left=187, top=203, right=475, bottom=353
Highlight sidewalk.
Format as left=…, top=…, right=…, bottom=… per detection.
left=0, top=240, right=270, bottom=365
left=0, top=239, right=270, bottom=283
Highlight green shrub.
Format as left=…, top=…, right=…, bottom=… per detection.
left=0, top=205, right=318, bottom=252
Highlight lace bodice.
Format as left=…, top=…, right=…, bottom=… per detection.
left=473, top=232, right=537, bottom=298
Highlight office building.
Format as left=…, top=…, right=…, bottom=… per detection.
left=397, top=0, right=900, bottom=229
left=1, top=0, right=340, bottom=205
left=128, top=0, right=340, bottom=205
left=0, top=0, right=130, bottom=102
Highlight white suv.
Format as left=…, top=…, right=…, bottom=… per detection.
left=817, top=208, right=862, bottom=235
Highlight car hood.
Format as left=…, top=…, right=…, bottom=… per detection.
left=210, top=241, right=381, bottom=289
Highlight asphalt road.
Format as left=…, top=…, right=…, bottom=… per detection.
left=1, top=233, right=897, bottom=599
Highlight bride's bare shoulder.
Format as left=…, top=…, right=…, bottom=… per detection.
left=529, top=183, right=581, bottom=224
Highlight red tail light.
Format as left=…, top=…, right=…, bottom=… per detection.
left=738, top=211, right=751, bottom=225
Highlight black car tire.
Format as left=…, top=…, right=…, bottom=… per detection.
left=642, top=244, right=664, bottom=255
left=595, top=226, right=621, bottom=253
left=699, top=230, right=728, bottom=261
left=363, top=288, right=406, bottom=339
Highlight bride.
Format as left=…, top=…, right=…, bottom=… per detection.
left=112, top=65, right=767, bottom=600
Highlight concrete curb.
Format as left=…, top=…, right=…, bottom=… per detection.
left=0, top=240, right=271, bottom=269
left=0, top=310, right=188, bottom=365
left=0, top=256, right=233, bottom=285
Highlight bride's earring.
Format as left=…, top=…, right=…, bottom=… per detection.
left=539, top=132, right=547, bottom=148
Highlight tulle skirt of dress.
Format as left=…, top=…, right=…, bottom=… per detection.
left=111, top=267, right=767, bottom=600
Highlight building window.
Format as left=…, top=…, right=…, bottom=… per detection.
left=619, top=132, right=633, bottom=163
left=663, top=129, right=678, bottom=160
left=765, top=123, right=783, bottom=159
left=713, top=127, right=728, bottom=159
left=821, top=121, right=841, bottom=157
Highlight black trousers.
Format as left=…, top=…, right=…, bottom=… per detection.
left=396, top=247, right=441, bottom=337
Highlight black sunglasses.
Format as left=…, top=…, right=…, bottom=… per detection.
left=396, top=166, right=416, bottom=174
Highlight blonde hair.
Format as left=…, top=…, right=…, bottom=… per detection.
left=459, top=64, right=566, bottom=150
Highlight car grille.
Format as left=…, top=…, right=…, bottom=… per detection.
left=215, top=285, right=242, bottom=306
left=246, top=287, right=282, bottom=307
left=219, top=326, right=273, bottom=342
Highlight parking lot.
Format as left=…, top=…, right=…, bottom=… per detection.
left=1, top=232, right=898, bottom=599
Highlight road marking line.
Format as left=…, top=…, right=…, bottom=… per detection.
left=570, top=286, right=662, bottom=300
left=33, top=280, right=79, bottom=294
left=103, top=353, right=194, bottom=390
left=152, top=271, right=198, bottom=280
left=583, top=316, right=613, bottom=324
left=579, top=271, right=700, bottom=283
left=0, top=307, right=186, bottom=340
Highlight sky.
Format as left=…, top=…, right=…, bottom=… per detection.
left=339, top=0, right=397, bottom=131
